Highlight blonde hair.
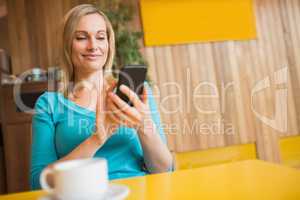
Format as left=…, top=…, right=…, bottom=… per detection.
left=58, top=4, right=115, bottom=96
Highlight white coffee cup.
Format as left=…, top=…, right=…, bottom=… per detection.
left=40, top=158, right=108, bottom=200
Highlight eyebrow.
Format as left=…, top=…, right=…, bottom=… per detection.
left=75, top=30, right=106, bottom=34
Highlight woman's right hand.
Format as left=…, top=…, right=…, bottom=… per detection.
left=94, top=79, right=119, bottom=145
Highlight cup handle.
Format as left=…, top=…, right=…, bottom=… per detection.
left=40, top=168, right=54, bottom=193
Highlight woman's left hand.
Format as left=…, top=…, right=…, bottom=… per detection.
left=106, top=84, right=153, bottom=131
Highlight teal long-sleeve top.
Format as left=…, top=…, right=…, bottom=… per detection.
left=30, top=84, right=167, bottom=190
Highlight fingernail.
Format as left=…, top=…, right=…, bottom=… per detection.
left=120, top=85, right=126, bottom=90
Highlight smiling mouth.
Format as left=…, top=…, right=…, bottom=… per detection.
left=82, top=54, right=101, bottom=60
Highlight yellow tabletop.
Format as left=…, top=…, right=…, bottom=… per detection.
left=1, top=160, right=299, bottom=200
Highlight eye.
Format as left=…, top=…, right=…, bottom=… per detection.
left=96, top=36, right=106, bottom=40
left=96, top=33, right=107, bottom=40
left=75, top=36, right=87, bottom=40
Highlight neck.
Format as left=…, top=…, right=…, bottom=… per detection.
left=74, top=70, right=104, bottom=92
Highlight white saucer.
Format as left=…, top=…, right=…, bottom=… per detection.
left=38, top=184, right=130, bottom=200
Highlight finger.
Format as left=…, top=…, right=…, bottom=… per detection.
left=105, top=98, right=122, bottom=127
left=106, top=80, right=117, bottom=93
left=108, top=99, right=139, bottom=126
left=107, top=111, right=131, bottom=128
left=106, top=98, right=124, bottom=115
left=95, top=123, right=107, bottom=139
left=96, top=82, right=105, bottom=126
left=107, top=98, right=141, bottom=129
left=107, top=112, right=122, bottom=127
left=108, top=92, right=142, bottom=121
left=119, top=85, right=144, bottom=109
left=96, top=95, right=102, bottom=125
left=141, top=84, right=148, bottom=105
left=105, top=75, right=117, bottom=86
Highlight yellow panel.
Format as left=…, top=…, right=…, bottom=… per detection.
left=140, top=0, right=257, bottom=46
left=279, top=136, right=300, bottom=168
left=175, top=143, right=257, bottom=170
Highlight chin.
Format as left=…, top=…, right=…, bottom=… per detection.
left=87, top=64, right=105, bottom=72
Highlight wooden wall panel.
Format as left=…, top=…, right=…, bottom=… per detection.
left=3, top=0, right=145, bottom=73
left=6, top=0, right=93, bottom=74
left=280, top=0, right=300, bottom=134
left=7, top=0, right=32, bottom=74
left=0, top=0, right=6, bottom=13
left=0, top=15, right=10, bottom=52
left=2, top=123, right=32, bottom=192
left=0, top=146, right=6, bottom=194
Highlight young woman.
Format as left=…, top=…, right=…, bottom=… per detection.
left=30, top=4, right=173, bottom=190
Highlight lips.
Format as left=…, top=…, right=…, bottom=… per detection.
left=82, top=54, right=101, bottom=60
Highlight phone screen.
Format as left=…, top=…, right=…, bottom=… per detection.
left=115, top=65, right=147, bottom=106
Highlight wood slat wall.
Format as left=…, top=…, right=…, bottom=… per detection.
left=6, top=0, right=90, bottom=74
left=3, top=0, right=300, bottom=163
left=0, top=16, right=9, bottom=53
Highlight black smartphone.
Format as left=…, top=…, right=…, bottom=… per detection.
left=115, top=65, right=147, bottom=106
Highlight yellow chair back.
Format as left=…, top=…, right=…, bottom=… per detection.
left=279, top=136, right=300, bottom=168
left=175, top=143, right=257, bottom=170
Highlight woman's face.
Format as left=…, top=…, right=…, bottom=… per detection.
left=71, top=13, right=109, bottom=73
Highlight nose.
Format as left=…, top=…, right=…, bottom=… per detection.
left=87, top=37, right=98, bottom=51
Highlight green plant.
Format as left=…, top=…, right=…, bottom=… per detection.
left=94, top=0, right=147, bottom=75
